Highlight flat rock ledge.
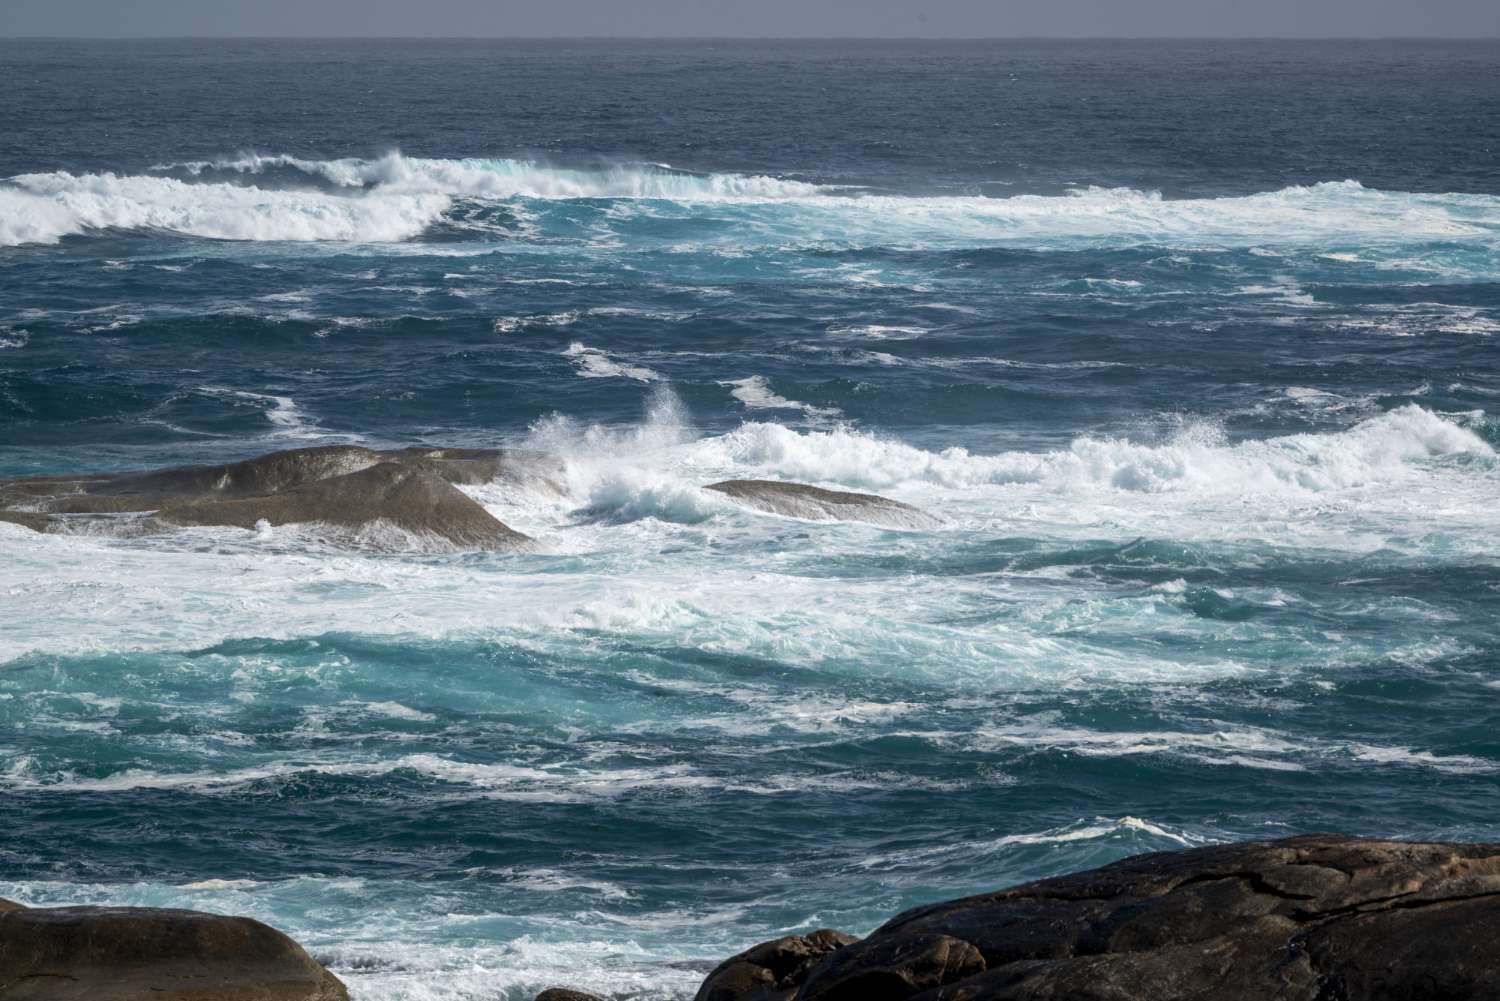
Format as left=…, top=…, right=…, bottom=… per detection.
left=0, top=899, right=347, bottom=1000
left=540, top=834, right=1500, bottom=1001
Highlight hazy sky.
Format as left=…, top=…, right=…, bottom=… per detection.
left=2, top=0, right=1497, bottom=39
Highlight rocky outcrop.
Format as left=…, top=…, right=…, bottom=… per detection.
left=156, top=461, right=528, bottom=548
left=705, top=480, right=938, bottom=530
left=696, top=930, right=860, bottom=1001
left=0, top=444, right=549, bottom=550
left=0, top=899, right=347, bottom=1000
left=690, top=835, right=1500, bottom=1001
left=0, top=447, right=947, bottom=548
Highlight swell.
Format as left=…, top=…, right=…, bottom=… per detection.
left=4, top=152, right=1499, bottom=249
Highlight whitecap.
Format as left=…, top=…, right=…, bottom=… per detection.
left=563, top=343, right=660, bottom=382
left=721, top=376, right=841, bottom=419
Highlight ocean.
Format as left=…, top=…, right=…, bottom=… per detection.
left=1, top=38, right=1498, bottom=1000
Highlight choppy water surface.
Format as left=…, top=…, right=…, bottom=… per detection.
left=2, top=39, right=1499, bottom=1000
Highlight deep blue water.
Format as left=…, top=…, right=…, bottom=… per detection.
left=2, top=39, right=1499, bottom=1000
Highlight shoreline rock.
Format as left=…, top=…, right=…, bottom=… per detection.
left=0, top=898, right=347, bottom=1000
left=536, top=835, right=1500, bottom=1001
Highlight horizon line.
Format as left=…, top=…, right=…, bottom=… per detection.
left=5, top=33, right=1500, bottom=42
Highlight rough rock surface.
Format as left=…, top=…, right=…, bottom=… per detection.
left=695, top=835, right=1500, bottom=1001
left=0, top=444, right=550, bottom=549
left=0, top=900, right=347, bottom=1000
left=695, top=930, right=861, bottom=1001
left=705, top=480, right=938, bottom=529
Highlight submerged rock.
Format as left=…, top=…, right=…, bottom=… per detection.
left=704, top=480, right=938, bottom=529
left=0, top=444, right=547, bottom=550
left=697, top=835, right=1500, bottom=1001
left=0, top=901, right=347, bottom=1000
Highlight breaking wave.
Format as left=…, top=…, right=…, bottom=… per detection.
left=692, top=404, right=1494, bottom=495
left=4, top=152, right=1498, bottom=248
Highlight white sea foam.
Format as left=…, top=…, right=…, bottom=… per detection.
left=688, top=404, right=1493, bottom=495
left=494, top=311, right=581, bottom=333
left=5, top=154, right=1499, bottom=250
left=564, top=342, right=660, bottom=382
left=0, top=172, right=449, bottom=245
left=4, top=751, right=959, bottom=801
left=196, top=386, right=344, bottom=440
left=1, top=402, right=1495, bottom=682
left=178, top=878, right=261, bottom=891
left=960, top=720, right=1493, bottom=775
left=153, top=151, right=826, bottom=200
left=826, top=324, right=930, bottom=339
left=362, top=701, right=437, bottom=723
left=721, top=376, right=841, bottom=419
left=858, top=816, right=1208, bottom=869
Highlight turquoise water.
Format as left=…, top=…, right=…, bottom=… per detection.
left=2, top=38, right=1499, bottom=1000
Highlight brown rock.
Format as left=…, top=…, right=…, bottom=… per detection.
left=0, top=444, right=548, bottom=550
left=0, top=904, right=347, bottom=1000
left=156, top=461, right=527, bottom=549
left=534, top=989, right=607, bottom=1001
left=704, top=480, right=937, bottom=529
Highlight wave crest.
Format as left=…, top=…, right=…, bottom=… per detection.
left=692, top=405, right=1495, bottom=495
left=5, top=151, right=1499, bottom=247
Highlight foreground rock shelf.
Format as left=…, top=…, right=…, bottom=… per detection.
left=0, top=899, right=347, bottom=1000
left=550, top=835, right=1500, bottom=1001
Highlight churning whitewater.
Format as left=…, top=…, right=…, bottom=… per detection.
left=4, top=153, right=1499, bottom=250
left=2, top=36, right=1499, bottom=1001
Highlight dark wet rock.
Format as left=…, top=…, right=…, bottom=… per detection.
left=696, top=930, right=860, bottom=1001
left=0, top=444, right=549, bottom=549
left=533, top=989, right=607, bottom=1001
left=704, top=480, right=938, bottom=529
left=0, top=903, right=347, bottom=1000
left=0, top=899, right=23, bottom=914
left=799, top=933, right=984, bottom=1001
left=698, top=836, right=1500, bottom=1001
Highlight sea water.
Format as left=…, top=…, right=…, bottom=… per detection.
left=1, top=39, right=1499, bottom=1000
